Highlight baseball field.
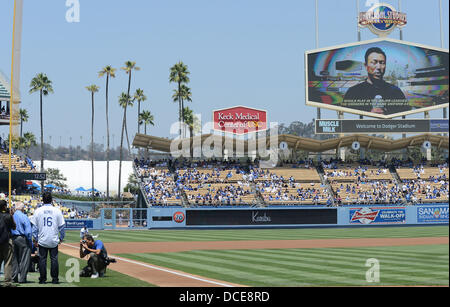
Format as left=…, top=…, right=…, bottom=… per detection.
left=19, top=225, right=449, bottom=287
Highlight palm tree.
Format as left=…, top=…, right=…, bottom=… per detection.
left=121, top=61, right=140, bottom=153
left=171, top=84, right=192, bottom=138
left=182, top=107, right=200, bottom=158
left=169, top=61, right=190, bottom=137
left=118, top=92, right=133, bottom=199
left=19, top=108, right=29, bottom=138
left=139, top=110, right=154, bottom=158
left=98, top=65, right=116, bottom=202
left=138, top=110, right=154, bottom=135
left=134, top=89, right=147, bottom=134
left=86, top=84, right=100, bottom=202
left=22, top=132, right=37, bottom=156
left=29, top=73, right=53, bottom=188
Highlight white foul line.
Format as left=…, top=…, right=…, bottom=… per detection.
left=62, top=243, right=235, bottom=287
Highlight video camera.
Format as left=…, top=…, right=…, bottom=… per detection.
left=104, top=257, right=117, bottom=265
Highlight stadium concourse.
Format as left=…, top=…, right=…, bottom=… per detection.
left=132, top=133, right=449, bottom=208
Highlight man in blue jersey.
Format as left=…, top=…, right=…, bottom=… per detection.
left=79, top=234, right=114, bottom=279
left=31, top=192, right=65, bottom=284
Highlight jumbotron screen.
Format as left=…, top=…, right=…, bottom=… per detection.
left=305, top=39, right=449, bottom=118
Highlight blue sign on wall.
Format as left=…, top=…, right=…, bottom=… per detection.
left=65, top=220, right=94, bottom=229
left=417, top=206, right=449, bottom=223
left=349, top=207, right=406, bottom=225
left=430, top=120, right=449, bottom=133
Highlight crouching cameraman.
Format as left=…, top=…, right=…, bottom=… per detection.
left=79, top=234, right=116, bottom=279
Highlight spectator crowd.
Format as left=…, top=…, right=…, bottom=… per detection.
left=135, top=157, right=449, bottom=207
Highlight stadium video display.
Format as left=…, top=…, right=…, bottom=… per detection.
left=306, top=39, right=449, bottom=118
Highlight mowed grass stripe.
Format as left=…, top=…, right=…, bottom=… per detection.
left=65, top=226, right=449, bottom=243
left=119, top=252, right=290, bottom=286
left=228, top=248, right=449, bottom=273
left=120, top=249, right=412, bottom=287
left=257, top=247, right=449, bottom=279
left=186, top=249, right=372, bottom=285
left=119, top=244, right=448, bottom=286
left=172, top=249, right=372, bottom=286
left=196, top=248, right=448, bottom=284
left=268, top=246, right=449, bottom=267
left=119, top=251, right=364, bottom=286
left=248, top=249, right=449, bottom=282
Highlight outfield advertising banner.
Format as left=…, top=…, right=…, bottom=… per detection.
left=186, top=208, right=337, bottom=226
left=417, top=206, right=449, bottom=224
left=66, top=220, right=94, bottom=229
left=349, top=207, right=406, bottom=225
left=306, top=38, right=449, bottom=119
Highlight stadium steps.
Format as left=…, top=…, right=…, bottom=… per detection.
left=168, top=164, right=190, bottom=207
left=315, top=163, right=337, bottom=205
left=250, top=181, right=267, bottom=207
left=388, top=164, right=402, bottom=184
left=133, top=163, right=150, bottom=208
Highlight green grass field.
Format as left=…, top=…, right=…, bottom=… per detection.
left=63, top=225, right=449, bottom=243
left=7, top=226, right=448, bottom=287
left=118, top=244, right=448, bottom=286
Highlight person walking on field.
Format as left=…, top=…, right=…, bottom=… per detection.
left=31, top=192, right=65, bottom=284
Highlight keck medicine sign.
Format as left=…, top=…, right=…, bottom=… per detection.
left=213, top=106, right=267, bottom=135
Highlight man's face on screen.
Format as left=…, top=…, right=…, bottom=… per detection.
left=365, top=52, right=386, bottom=82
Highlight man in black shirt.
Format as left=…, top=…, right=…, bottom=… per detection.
left=343, top=47, right=409, bottom=115
left=0, top=200, right=16, bottom=286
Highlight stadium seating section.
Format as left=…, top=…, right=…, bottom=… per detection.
left=134, top=158, right=448, bottom=207
left=11, top=194, right=88, bottom=219
left=0, top=152, right=36, bottom=172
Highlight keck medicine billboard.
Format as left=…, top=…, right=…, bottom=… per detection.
left=305, top=38, right=449, bottom=119
left=213, top=106, right=267, bottom=135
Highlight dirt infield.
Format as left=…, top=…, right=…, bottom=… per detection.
left=60, top=236, right=448, bottom=287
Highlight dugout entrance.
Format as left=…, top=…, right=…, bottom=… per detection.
left=101, top=208, right=148, bottom=229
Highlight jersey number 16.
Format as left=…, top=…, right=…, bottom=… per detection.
left=43, top=217, right=53, bottom=227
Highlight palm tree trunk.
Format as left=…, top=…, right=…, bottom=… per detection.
left=125, top=72, right=132, bottom=154
left=118, top=108, right=126, bottom=200
left=40, top=90, right=44, bottom=190
left=125, top=113, right=131, bottom=154
left=106, top=75, right=110, bottom=202
left=182, top=98, right=185, bottom=138
left=137, top=100, right=141, bottom=158
left=20, top=120, right=23, bottom=138
left=190, top=126, right=193, bottom=158
left=91, top=92, right=95, bottom=202
left=137, top=101, right=141, bottom=134
left=178, top=81, right=182, bottom=137
left=145, top=124, right=148, bottom=158
left=119, top=71, right=132, bottom=201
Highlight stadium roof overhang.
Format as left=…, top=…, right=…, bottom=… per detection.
left=133, top=133, right=449, bottom=154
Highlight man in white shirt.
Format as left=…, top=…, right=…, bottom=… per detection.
left=80, top=226, right=89, bottom=239
left=31, top=192, right=65, bottom=285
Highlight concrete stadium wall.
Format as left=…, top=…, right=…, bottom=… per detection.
left=146, top=204, right=449, bottom=229
left=73, top=204, right=448, bottom=230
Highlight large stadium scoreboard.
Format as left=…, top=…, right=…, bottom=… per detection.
left=306, top=3, right=449, bottom=136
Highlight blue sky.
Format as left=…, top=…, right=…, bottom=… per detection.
left=0, top=0, right=448, bottom=148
